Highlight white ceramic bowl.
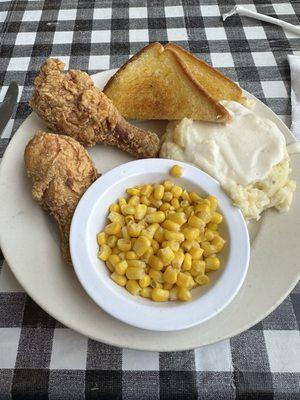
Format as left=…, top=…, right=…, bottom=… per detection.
left=70, top=159, right=249, bottom=331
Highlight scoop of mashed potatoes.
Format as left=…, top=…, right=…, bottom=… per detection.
left=160, top=115, right=296, bottom=221
left=226, top=158, right=296, bottom=220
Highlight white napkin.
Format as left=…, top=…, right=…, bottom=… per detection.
left=288, top=55, right=300, bottom=140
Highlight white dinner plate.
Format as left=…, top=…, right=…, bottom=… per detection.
left=0, top=69, right=299, bottom=351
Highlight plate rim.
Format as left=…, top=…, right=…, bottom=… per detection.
left=0, top=68, right=299, bottom=351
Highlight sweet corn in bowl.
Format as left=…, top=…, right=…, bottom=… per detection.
left=97, top=178, right=226, bottom=302
left=70, top=159, right=250, bottom=331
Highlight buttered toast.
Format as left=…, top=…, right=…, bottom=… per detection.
left=165, top=43, right=243, bottom=103
left=104, top=42, right=230, bottom=122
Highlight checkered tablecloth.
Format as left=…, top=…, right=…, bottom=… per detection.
left=0, top=0, right=299, bottom=398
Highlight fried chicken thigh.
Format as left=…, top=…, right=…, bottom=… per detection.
left=24, top=131, right=98, bottom=263
left=29, top=59, right=160, bottom=158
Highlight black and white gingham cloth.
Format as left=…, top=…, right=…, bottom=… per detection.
left=0, top=1, right=299, bottom=398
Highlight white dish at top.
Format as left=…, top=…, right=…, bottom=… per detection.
left=70, top=159, right=250, bottom=331
left=0, top=69, right=299, bottom=350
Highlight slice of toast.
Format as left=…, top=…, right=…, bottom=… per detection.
left=165, top=43, right=243, bottom=103
left=104, top=42, right=230, bottom=122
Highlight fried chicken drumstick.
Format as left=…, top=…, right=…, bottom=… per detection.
left=29, top=59, right=160, bottom=158
left=24, top=131, right=98, bottom=263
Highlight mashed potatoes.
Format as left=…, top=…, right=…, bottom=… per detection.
left=160, top=102, right=296, bottom=220
left=226, top=158, right=296, bottom=220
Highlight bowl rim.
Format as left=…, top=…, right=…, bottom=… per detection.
left=70, top=158, right=250, bottom=331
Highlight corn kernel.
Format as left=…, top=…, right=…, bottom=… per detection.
left=127, top=259, right=146, bottom=268
left=182, top=253, right=192, bottom=271
left=163, top=180, right=174, bottom=191
left=188, top=215, right=205, bottom=230
left=191, top=260, right=206, bottom=276
left=125, top=251, right=137, bottom=260
left=108, top=211, right=125, bottom=225
left=189, top=246, right=204, bottom=260
left=163, top=282, right=173, bottom=290
left=162, top=191, right=173, bottom=202
left=112, top=247, right=121, bottom=255
left=150, top=281, right=163, bottom=289
left=163, top=266, right=178, bottom=284
left=204, top=229, right=216, bottom=241
left=205, top=257, right=220, bottom=271
left=133, top=236, right=151, bottom=256
left=140, top=287, right=152, bottom=298
left=140, top=195, right=150, bottom=205
left=109, top=203, right=120, bottom=213
left=202, top=241, right=218, bottom=257
left=149, top=268, right=164, bottom=283
left=122, top=226, right=130, bottom=240
left=172, top=251, right=185, bottom=268
left=126, top=187, right=140, bottom=196
left=195, top=203, right=210, bottom=213
left=189, top=192, right=202, bottom=203
left=152, top=288, right=169, bottom=302
left=182, top=227, right=199, bottom=241
left=107, top=235, right=118, bottom=248
left=149, top=255, right=164, bottom=271
left=139, top=274, right=151, bottom=288
left=211, top=212, right=223, bottom=224
left=126, top=280, right=141, bottom=295
left=151, top=199, right=163, bottom=208
left=153, top=184, right=165, bottom=200
left=198, top=211, right=211, bottom=224
left=164, top=230, right=184, bottom=243
left=154, top=226, right=164, bottom=243
left=98, top=244, right=111, bottom=261
left=177, top=272, right=193, bottom=288
left=145, top=211, right=165, bottom=224
left=207, top=195, right=218, bottom=212
left=211, top=236, right=226, bottom=252
left=134, top=204, right=147, bottom=220
left=171, top=185, right=183, bottom=198
left=140, top=184, right=153, bottom=196
left=108, top=254, right=120, bottom=267
left=126, top=267, right=145, bottom=280
left=171, top=198, right=180, bottom=209
left=181, top=190, right=190, bottom=201
left=97, top=232, right=106, bottom=245
left=162, top=241, right=180, bottom=252
left=195, top=274, right=210, bottom=285
left=127, top=222, right=142, bottom=237
left=160, top=202, right=171, bottom=211
left=111, top=272, right=127, bottom=287
left=170, top=165, right=183, bottom=177
left=157, top=247, right=175, bottom=265
left=177, top=287, right=192, bottom=301
left=169, top=286, right=178, bottom=300
left=106, top=261, right=114, bottom=272
left=105, top=222, right=121, bottom=235
left=207, top=222, right=218, bottom=231
left=117, top=238, right=131, bottom=252
left=141, top=247, right=153, bottom=263
left=128, top=195, right=140, bottom=206
left=162, top=219, right=180, bottom=232
left=181, top=240, right=195, bottom=251
left=167, top=212, right=187, bottom=225
left=115, top=260, right=128, bottom=275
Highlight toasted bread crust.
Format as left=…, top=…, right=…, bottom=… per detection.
left=104, top=42, right=231, bottom=122
left=165, top=48, right=229, bottom=122
left=104, top=42, right=164, bottom=92
left=165, top=42, right=243, bottom=102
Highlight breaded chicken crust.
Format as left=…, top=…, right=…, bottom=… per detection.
left=24, top=131, right=99, bottom=262
left=29, top=58, right=160, bottom=158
